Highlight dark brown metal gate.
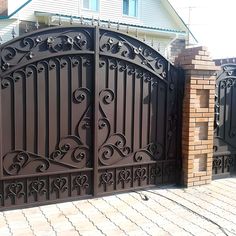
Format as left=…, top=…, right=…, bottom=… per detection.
left=213, top=63, right=236, bottom=179
left=0, top=26, right=183, bottom=210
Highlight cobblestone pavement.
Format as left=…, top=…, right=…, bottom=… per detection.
left=1, top=178, right=236, bottom=236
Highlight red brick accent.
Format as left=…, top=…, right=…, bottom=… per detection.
left=175, top=46, right=220, bottom=187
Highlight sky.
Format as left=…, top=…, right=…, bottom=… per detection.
left=169, top=0, right=236, bottom=59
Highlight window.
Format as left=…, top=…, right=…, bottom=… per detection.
left=123, top=0, right=137, bottom=17
left=83, top=0, right=99, bottom=11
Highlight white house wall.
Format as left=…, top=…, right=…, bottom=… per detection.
left=0, top=19, right=19, bottom=44
left=11, top=0, right=183, bottom=32
left=7, top=0, right=28, bottom=15
left=79, top=0, right=141, bottom=25
left=16, top=0, right=79, bottom=22
left=140, top=0, right=179, bottom=30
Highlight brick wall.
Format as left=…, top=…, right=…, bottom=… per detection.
left=175, top=46, right=220, bottom=187
left=0, top=0, right=8, bottom=16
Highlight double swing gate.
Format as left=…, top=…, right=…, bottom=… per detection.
left=0, top=26, right=183, bottom=209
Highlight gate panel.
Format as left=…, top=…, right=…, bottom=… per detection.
left=96, top=29, right=182, bottom=194
left=0, top=26, right=183, bottom=209
left=97, top=58, right=167, bottom=194
left=213, top=64, right=236, bottom=178
left=1, top=55, right=95, bottom=208
left=0, top=27, right=95, bottom=209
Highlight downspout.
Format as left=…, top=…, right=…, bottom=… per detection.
left=165, top=33, right=180, bottom=59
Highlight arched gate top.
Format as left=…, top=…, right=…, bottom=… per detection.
left=0, top=26, right=171, bottom=81
left=216, top=64, right=236, bottom=83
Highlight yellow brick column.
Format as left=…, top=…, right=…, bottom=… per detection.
left=175, top=46, right=220, bottom=187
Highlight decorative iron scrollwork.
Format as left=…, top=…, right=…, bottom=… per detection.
left=73, top=175, right=89, bottom=189
left=99, top=88, right=115, bottom=104
left=29, top=179, right=47, bottom=196
left=99, top=30, right=167, bottom=79
left=3, top=136, right=90, bottom=176
left=117, top=169, right=132, bottom=184
left=100, top=171, right=114, bottom=185
left=74, top=85, right=92, bottom=139
left=99, top=57, right=164, bottom=90
left=150, top=165, right=161, bottom=179
left=213, top=157, right=222, bottom=169
left=133, top=143, right=163, bottom=162
left=71, top=57, right=80, bottom=67
left=99, top=133, right=131, bottom=166
left=134, top=167, right=147, bottom=181
left=1, top=68, right=27, bottom=88
left=52, top=177, right=68, bottom=193
left=212, top=155, right=235, bottom=176
left=220, top=78, right=236, bottom=88
left=6, top=182, right=25, bottom=199
left=225, top=155, right=234, bottom=168
left=3, top=151, right=50, bottom=176
left=0, top=28, right=93, bottom=73
left=73, top=87, right=91, bottom=104
left=1, top=77, right=12, bottom=88
left=223, top=65, right=236, bottom=77
left=50, top=135, right=90, bottom=166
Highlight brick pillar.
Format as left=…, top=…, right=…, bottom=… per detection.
left=175, top=46, right=220, bottom=187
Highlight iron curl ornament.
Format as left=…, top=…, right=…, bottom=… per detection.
left=0, top=28, right=93, bottom=73
left=99, top=133, right=131, bottom=166
left=3, top=136, right=91, bottom=177
left=3, top=151, right=50, bottom=176
left=73, top=174, right=89, bottom=189
left=6, top=182, right=25, bottom=200
left=50, top=135, right=90, bottom=166
left=117, top=169, right=132, bottom=184
left=99, top=30, right=167, bottom=79
left=98, top=134, right=163, bottom=166
left=100, top=171, right=114, bottom=185
left=52, top=177, right=68, bottom=193
left=29, top=179, right=47, bottom=196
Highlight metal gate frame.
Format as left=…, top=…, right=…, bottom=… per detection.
left=0, top=26, right=183, bottom=210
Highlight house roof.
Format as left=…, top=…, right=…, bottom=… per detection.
left=161, top=0, right=198, bottom=43
left=0, top=0, right=197, bottom=42
left=0, top=0, right=33, bottom=19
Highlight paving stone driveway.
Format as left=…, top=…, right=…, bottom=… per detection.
left=1, top=178, right=236, bottom=236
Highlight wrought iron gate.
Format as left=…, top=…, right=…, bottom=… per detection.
left=213, top=63, right=236, bottom=179
left=0, top=26, right=183, bottom=209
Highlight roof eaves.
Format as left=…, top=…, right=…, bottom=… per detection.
left=164, top=0, right=198, bottom=43
left=35, top=11, right=187, bottom=35
left=0, top=0, right=33, bottom=20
